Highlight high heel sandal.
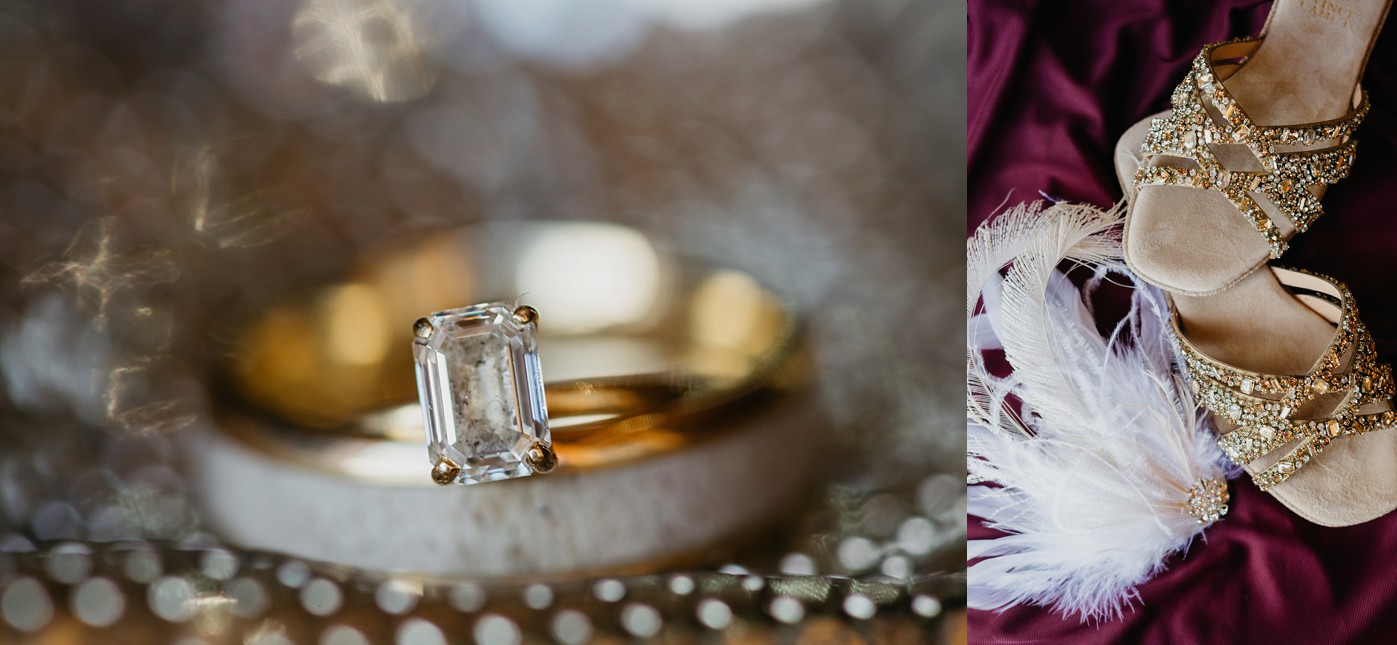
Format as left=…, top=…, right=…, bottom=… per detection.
left=1122, top=0, right=1391, bottom=295
left=1170, top=267, right=1397, bottom=526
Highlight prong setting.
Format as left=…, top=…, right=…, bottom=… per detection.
left=525, top=442, right=557, bottom=473
left=512, top=305, right=539, bottom=327
left=431, top=457, right=461, bottom=485
left=413, top=317, right=434, bottom=339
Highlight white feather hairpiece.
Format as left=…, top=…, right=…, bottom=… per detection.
left=966, top=201, right=1233, bottom=621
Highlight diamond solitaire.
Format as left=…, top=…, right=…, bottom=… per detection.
left=412, top=303, right=554, bottom=485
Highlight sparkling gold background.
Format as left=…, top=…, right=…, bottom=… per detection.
left=0, top=0, right=963, bottom=641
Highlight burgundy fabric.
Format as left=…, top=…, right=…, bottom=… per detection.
left=970, top=0, right=1397, bottom=642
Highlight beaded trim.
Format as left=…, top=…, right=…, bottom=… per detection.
left=1175, top=268, right=1395, bottom=490
left=1135, top=38, right=1369, bottom=259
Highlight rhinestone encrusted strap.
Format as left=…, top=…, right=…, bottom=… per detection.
left=1175, top=269, right=1396, bottom=490
left=1135, top=38, right=1369, bottom=259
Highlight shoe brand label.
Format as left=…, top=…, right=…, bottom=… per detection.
left=1298, top=0, right=1355, bottom=30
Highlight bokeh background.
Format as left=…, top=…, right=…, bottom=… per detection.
left=0, top=0, right=963, bottom=642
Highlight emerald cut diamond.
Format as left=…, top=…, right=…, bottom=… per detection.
left=412, top=303, right=550, bottom=485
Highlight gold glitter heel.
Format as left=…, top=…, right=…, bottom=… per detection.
left=1122, top=0, right=1391, bottom=296
left=1172, top=267, right=1397, bottom=526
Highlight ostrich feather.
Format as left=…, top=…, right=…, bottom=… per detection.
left=966, top=201, right=1232, bottom=621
